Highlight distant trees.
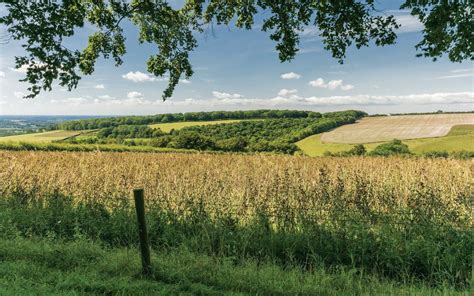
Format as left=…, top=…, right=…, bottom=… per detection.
left=369, top=139, right=412, bottom=156
left=64, top=110, right=365, bottom=154
left=325, top=140, right=412, bottom=157
left=168, top=132, right=216, bottom=151
left=58, top=110, right=323, bottom=130
left=98, top=125, right=164, bottom=139
left=164, top=110, right=364, bottom=154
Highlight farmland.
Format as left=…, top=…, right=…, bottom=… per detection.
left=321, top=113, right=474, bottom=144
left=298, top=122, right=474, bottom=156
left=0, top=112, right=472, bottom=294
left=0, top=130, right=84, bottom=143
left=0, top=112, right=472, bottom=159
left=0, top=151, right=471, bottom=294
left=149, top=119, right=247, bottom=132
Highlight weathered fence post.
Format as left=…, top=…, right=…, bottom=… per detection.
left=133, top=188, right=152, bottom=276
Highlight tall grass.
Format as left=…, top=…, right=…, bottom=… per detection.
left=0, top=151, right=472, bottom=289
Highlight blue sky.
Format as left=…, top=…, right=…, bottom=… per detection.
left=0, top=1, right=472, bottom=115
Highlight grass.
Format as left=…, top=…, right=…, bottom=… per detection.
left=149, top=119, right=249, bottom=132
left=446, top=124, right=474, bottom=136
left=297, top=124, right=474, bottom=156
left=0, top=130, right=84, bottom=143
left=0, top=141, right=194, bottom=153
left=296, top=134, right=379, bottom=156
left=1, top=237, right=465, bottom=295
left=1, top=151, right=471, bottom=290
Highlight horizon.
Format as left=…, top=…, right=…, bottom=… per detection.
left=1, top=108, right=473, bottom=118
left=0, top=0, right=473, bottom=115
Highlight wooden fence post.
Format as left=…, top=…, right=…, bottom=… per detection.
left=133, top=188, right=152, bottom=276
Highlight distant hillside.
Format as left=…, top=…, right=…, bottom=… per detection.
left=57, top=110, right=324, bottom=130
left=321, top=113, right=474, bottom=144
left=59, top=110, right=367, bottom=154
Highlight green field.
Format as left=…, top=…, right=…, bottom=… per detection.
left=2, top=237, right=462, bottom=295
left=297, top=125, right=474, bottom=156
left=149, top=119, right=247, bottom=132
left=0, top=130, right=83, bottom=143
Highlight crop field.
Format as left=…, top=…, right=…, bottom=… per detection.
left=0, top=151, right=471, bottom=293
left=298, top=124, right=474, bottom=156
left=0, top=130, right=83, bottom=143
left=149, top=119, right=247, bottom=132
left=321, top=114, right=474, bottom=144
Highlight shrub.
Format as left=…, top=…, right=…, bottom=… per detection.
left=216, top=137, right=248, bottom=152
left=449, top=150, right=474, bottom=159
left=169, top=132, right=217, bottom=150
left=424, top=151, right=449, bottom=158
left=369, top=139, right=411, bottom=156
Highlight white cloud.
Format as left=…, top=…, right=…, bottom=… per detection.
left=327, top=80, right=343, bottom=90
left=382, top=10, right=423, bottom=33
left=97, top=95, right=115, bottom=100
left=281, top=72, right=301, bottom=80
left=10, top=64, right=30, bottom=73
left=50, top=97, right=88, bottom=106
left=435, top=73, right=474, bottom=80
left=309, top=78, right=354, bottom=91
left=180, top=79, right=191, bottom=84
left=299, top=47, right=321, bottom=54
left=123, top=97, right=150, bottom=105
left=212, top=91, right=243, bottom=99
left=434, top=69, right=474, bottom=80
left=309, top=78, right=326, bottom=88
left=127, top=91, right=144, bottom=99
left=394, top=15, right=423, bottom=33
left=297, top=26, right=320, bottom=37
left=340, top=84, right=354, bottom=91
left=122, top=71, right=167, bottom=82
left=66, top=97, right=88, bottom=104
left=451, top=69, right=473, bottom=73
left=13, top=91, right=25, bottom=98
left=278, top=89, right=298, bottom=96
left=163, top=92, right=472, bottom=108
left=0, top=71, right=5, bottom=78
left=9, top=62, right=47, bottom=73
left=122, top=71, right=154, bottom=82
left=94, top=84, right=105, bottom=89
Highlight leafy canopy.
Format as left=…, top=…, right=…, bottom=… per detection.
left=1, top=0, right=472, bottom=99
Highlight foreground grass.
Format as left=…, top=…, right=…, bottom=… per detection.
left=0, top=237, right=467, bottom=295
left=297, top=125, right=474, bottom=156
left=149, top=119, right=248, bottom=132
left=1, top=152, right=471, bottom=292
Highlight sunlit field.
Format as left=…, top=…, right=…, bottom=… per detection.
left=0, top=130, right=84, bottom=143
left=0, top=150, right=471, bottom=293
left=321, top=114, right=474, bottom=144
left=149, top=119, right=248, bottom=132
left=297, top=124, right=474, bottom=156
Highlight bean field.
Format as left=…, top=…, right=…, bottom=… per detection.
left=0, top=151, right=472, bottom=293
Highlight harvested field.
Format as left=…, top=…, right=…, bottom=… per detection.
left=321, top=114, right=474, bottom=144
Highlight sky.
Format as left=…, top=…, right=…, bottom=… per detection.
left=0, top=1, right=472, bottom=116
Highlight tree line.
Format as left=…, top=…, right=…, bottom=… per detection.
left=67, top=110, right=367, bottom=154
left=58, top=110, right=323, bottom=131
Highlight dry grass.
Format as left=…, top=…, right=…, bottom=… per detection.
left=1, top=150, right=472, bottom=288
left=321, top=114, right=474, bottom=144
left=1, top=151, right=471, bottom=227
